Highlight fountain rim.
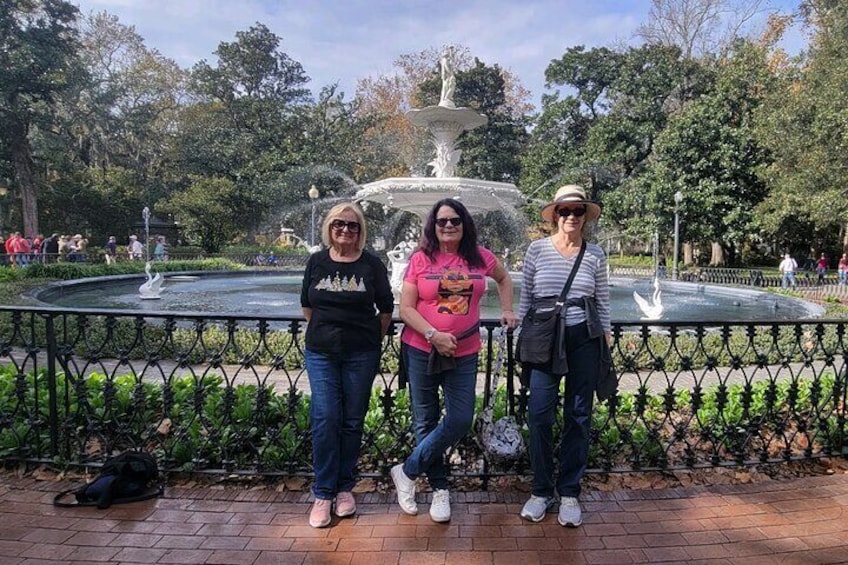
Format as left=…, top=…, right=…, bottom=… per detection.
left=30, top=269, right=825, bottom=322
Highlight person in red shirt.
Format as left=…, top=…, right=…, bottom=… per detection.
left=5, top=233, right=17, bottom=267
left=816, top=253, right=828, bottom=285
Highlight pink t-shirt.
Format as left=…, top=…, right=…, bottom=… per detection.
left=401, top=246, right=499, bottom=356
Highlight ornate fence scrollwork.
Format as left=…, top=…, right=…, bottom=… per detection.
left=0, top=306, right=845, bottom=485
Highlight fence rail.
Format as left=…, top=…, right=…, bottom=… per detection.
left=0, top=305, right=846, bottom=486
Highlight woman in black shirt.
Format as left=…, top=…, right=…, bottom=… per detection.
left=300, top=202, right=393, bottom=527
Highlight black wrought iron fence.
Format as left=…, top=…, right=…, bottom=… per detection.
left=0, top=306, right=846, bottom=486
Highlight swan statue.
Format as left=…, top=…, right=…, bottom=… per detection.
left=139, top=261, right=164, bottom=299
left=633, top=277, right=664, bottom=320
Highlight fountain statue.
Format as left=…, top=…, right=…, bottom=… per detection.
left=139, top=261, right=164, bottom=299
left=138, top=206, right=164, bottom=299
left=355, top=47, right=526, bottom=300
left=633, top=277, right=664, bottom=320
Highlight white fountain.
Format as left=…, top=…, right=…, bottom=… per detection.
left=355, top=47, right=526, bottom=299
left=138, top=206, right=164, bottom=300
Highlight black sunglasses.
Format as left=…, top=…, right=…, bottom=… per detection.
left=330, top=219, right=361, bottom=233
left=557, top=207, right=587, bottom=218
left=435, top=217, right=463, bottom=228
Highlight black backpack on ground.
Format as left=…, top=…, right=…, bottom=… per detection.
left=53, top=451, right=164, bottom=509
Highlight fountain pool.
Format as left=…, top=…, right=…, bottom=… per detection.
left=35, top=271, right=822, bottom=322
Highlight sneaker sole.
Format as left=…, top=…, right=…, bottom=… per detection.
left=335, top=507, right=356, bottom=518
left=520, top=510, right=547, bottom=523
left=557, top=516, right=582, bottom=527
left=429, top=512, right=451, bottom=523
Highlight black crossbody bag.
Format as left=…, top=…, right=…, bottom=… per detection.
left=516, top=241, right=586, bottom=366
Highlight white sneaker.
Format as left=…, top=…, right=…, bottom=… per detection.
left=390, top=464, right=418, bottom=515
left=429, top=489, right=451, bottom=523
left=558, top=496, right=582, bottom=527
left=520, top=494, right=554, bottom=522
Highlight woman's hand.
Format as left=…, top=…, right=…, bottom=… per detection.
left=501, top=310, right=519, bottom=330
left=431, top=331, right=457, bottom=357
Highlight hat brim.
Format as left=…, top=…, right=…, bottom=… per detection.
left=540, top=199, right=601, bottom=223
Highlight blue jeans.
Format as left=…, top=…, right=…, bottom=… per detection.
left=527, top=322, right=601, bottom=498
left=306, top=348, right=380, bottom=500
left=402, top=344, right=478, bottom=490
left=782, top=272, right=796, bottom=288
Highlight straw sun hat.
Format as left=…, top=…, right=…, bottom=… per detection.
left=540, top=184, right=602, bottom=223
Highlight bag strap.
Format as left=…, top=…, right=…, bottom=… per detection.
left=485, top=330, right=509, bottom=410
left=555, top=240, right=587, bottom=307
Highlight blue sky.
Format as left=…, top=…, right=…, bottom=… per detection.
left=71, top=0, right=804, bottom=110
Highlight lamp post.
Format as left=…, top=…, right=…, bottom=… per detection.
left=0, top=187, right=7, bottom=234
left=672, top=191, right=683, bottom=281
left=308, top=185, right=320, bottom=247
left=142, top=206, right=151, bottom=263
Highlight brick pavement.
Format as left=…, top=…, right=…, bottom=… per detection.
left=2, top=472, right=848, bottom=564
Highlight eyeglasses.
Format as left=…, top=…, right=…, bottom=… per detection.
left=556, top=207, right=587, bottom=218
left=330, top=219, right=361, bottom=233
left=435, top=217, right=463, bottom=228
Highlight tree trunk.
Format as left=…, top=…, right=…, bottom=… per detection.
left=9, top=118, right=40, bottom=237
left=683, top=242, right=692, bottom=266
left=709, top=241, right=725, bottom=266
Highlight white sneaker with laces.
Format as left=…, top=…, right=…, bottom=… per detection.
left=558, top=496, right=582, bottom=527
left=520, top=494, right=554, bottom=522
left=390, top=464, right=418, bottom=515
left=429, top=489, right=451, bottom=523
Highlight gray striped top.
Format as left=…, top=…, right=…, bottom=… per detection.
left=518, top=238, right=611, bottom=333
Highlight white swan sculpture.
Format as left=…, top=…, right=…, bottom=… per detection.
left=139, top=261, right=164, bottom=299
left=633, top=277, right=664, bottom=320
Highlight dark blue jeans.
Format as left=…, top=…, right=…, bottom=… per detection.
left=402, top=344, right=478, bottom=490
left=306, top=348, right=380, bottom=500
left=527, top=322, right=601, bottom=498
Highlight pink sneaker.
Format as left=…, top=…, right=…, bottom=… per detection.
left=335, top=491, right=356, bottom=517
left=309, top=498, right=332, bottom=528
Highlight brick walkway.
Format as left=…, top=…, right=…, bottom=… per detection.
left=2, top=473, right=848, bottom=564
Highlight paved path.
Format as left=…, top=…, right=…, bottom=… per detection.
left=2, top=472, right=848, bottom=564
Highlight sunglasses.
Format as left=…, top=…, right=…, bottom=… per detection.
left=435, top=217, right=463, bottom=228
left=556, top=207, right=587, bottom=218
left=330, top=219, right=361, bottom=233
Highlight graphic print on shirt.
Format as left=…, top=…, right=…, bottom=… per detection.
left=315, top=273, right=366, bottom=292
left=427, top=266, right=481, bottom=315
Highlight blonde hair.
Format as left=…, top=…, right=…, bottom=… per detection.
left=321, top=202, right=367, bottom=252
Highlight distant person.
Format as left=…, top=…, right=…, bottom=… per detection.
left=105, top=236, right=117, bottom=265
left=128, top=235, right=143, bottom=260
left=839, top=253, right=848, bottom=285
left=779, top=253, right=797, bottom=289
left=43, top=234, right=59, bottom=263
left=153, top=236, right=167, bottom=261
left=816, top=253, right=828, bottom=284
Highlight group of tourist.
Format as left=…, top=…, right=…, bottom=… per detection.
left=0, top=232, right=170, bottom=266
left=0, top=232, right=89, bottom=265
left=300, top=184, right=611, bottom=529
left=779, top=252, right=848, bottom=287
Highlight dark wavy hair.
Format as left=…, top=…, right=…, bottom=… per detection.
left=420, top=198, right=485, bottom=268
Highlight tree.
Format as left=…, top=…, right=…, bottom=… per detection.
left=0, top=0, right=82, bottom=236
left=173, top=23, right=313, bottom=242
left=637, top=0, right=772, bottom=59
left=158, top=176, right=251, bottom=253
left=639, top=41, right=773, bottom=265
left=755, top=0, right=848, bottom=255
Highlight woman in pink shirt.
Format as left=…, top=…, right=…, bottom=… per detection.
left=390, top=199, right=518, bottom=523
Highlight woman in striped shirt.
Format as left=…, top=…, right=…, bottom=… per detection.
left=517, top=184, right=611, bottom=527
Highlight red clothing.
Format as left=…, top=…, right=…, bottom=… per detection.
left=401, top=246, right=498, bottom=356
left=4, top=236, right=15, bottom=254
